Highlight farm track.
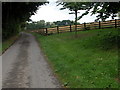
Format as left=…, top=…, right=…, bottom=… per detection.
left=2, top=32, right=61, bottom=88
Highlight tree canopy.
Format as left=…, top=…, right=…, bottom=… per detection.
left=26, top=19, right=78, bottom=30
left=57, top=1, right=120, bottom=21
left=57, top=2, right=87, bottom=36
left=53, top=20, right=79, bottom=26
left=26, top=20, right=46, bottom=30
left=78, top=2, right=120, bottom=21
left=2, top=2, right=48, bottom=41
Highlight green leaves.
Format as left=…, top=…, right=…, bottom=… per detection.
left=69, top=12, right=75, bottom=14
left=88, top=2, right=120, bottom=21
left=58, top=2, right=120, bottom=22
left=78, top=11, right=89, bottom=20
left=2, top=2, right=48, bottom=41
left=57, top=2, right=88, bottom=36
left=60, top=7, right=66, bottom=10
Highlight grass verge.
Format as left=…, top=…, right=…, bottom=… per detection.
left=32, top=28, right=119, bottom=88
left=0, top=34, right=20, bottom=54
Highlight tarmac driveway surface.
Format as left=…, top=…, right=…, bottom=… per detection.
left=2, top=32, right=61, bottom=88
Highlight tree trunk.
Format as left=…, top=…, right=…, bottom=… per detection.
left=75, top=10, right=77, bottom=37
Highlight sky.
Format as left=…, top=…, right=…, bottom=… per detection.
left=30, top=0, right=119, bottom=24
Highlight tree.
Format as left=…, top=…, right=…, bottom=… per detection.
left=57, top=2, right=87, bottom=37
left=78, top=2, right=120, bottom=21
left=50, top=22, right=56, bottom=28
left=45, top=22, right=51, bottom=28
left=53, top=20, right=76, bottom=26
left=2, top=2, right=48, bottom=41
left=37, top=20, right=46, bottom=28
left=26, top=20, right=46, bottom=30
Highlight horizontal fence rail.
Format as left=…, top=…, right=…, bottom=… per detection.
left=31, top=19, right=120, bottom=35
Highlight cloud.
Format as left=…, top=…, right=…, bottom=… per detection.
left=30, top=1, right=118, bottom=23
left=30, top=1, right=98, bottom=23
left=30, top=1, right=75, bottom=22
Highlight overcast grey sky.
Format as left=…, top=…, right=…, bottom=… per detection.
left=30, top=0, right=118, bottom=23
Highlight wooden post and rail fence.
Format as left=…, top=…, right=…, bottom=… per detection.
left=31, top=19, right=120, bottom=35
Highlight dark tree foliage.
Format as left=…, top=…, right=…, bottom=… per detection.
left=26, top=20, right=78, bottom=30
left=78, top=2, right=120, bottom=21
left=53, top=20, right=79, bottom=26
left=26, top=20, right=46, bottom=30
left=2, top=2, right=48, bottom=41
left=57, top=2, right=120, bottom=21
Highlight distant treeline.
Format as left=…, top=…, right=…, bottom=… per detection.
left=26, top=20, right=80, bottom=30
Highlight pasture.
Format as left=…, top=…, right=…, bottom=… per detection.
left=32, top=28, right=119, bottom=88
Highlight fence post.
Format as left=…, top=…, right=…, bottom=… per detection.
left=70, top=25, right=72, bottom=32
left=46, top=28, right=48, bottom=35
left=84, top=22, right=86, bottom=30
left=99, top=21, right=101, bottom=29
left=115, top=19, right=117, bottom=28
left=57, top=26, right=59, bottom=34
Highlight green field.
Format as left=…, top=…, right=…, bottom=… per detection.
left=32, top=28, right=119, bottom=88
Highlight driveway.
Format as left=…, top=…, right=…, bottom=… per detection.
left=2, top=32, right=61, bottom=88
